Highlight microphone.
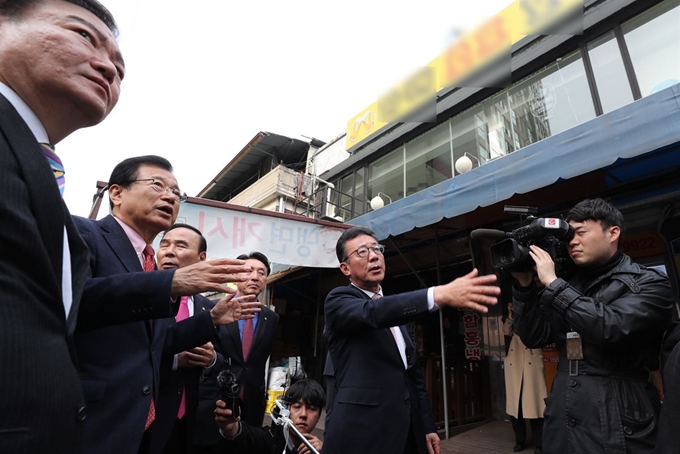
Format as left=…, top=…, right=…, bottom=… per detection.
left=470, top=229, right=508, bottom=240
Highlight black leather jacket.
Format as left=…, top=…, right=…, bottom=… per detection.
left=513, top=253, right=673, bottom=454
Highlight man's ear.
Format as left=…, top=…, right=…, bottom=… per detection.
left=609, top=225, right=621, bottom=245
left=339, top=261, right=351, bottom=278
left=108, top=184, right=123, bottom=210
left=199, top=251, right=207, bottom=262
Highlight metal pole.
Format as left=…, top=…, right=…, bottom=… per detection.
left=435, top=226, right=450, bottom=439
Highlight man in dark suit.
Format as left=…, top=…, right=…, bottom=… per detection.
left=323, top=226, right=500, bottom=454
left=215, top=379, right=325, bottom=454
left=194, top=251, right=280, bottom=453
left=150, top=223, right=222, bottom=454
left=74, top=155, right=259, bottom=454
left=0, top=1, right=122, bottom=451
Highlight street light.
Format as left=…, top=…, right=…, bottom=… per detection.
left=454, top=152, right=482, bottom=174
left=370, top=192, right=392, bottom=210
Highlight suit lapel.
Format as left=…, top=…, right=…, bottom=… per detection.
left=194, top=294, right=211, bottom=314
left=0, top=94, right=64, bottom=306
left=226, top=319, right=244, bottom=363
left=360, top=289, right=405, bottom=364
left=251, top=306, right=271, bottom=355
left=100, top=215, right=144, bottom=273
left=100, top=215, right=158, bottom=339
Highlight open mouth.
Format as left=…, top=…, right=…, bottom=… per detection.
left=157, top=205, right=174, bottom=216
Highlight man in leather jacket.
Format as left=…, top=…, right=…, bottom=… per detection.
left=511, top=198, right=673, bottom=454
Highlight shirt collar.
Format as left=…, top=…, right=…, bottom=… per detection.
left=0, top=82, right=50, bottom=144
left=351, top=282, right=382, bottom=299
left=113, top=216, right=149, bottom=266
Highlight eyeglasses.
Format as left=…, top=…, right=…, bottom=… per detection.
left=130, top=179, right=188, bottom=202
left=345, top=244, right=385, bottom=261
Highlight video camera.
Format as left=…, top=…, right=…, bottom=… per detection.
left=471, top=206, right=576, bottom=279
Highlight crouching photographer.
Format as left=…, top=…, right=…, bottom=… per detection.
left=510, top=198, right=673, bottom=454
left=214, top=379, right=324, bottom=454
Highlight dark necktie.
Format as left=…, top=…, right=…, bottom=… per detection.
left=142, top=244, right=156, bottom=429
left=40, top=143, right=65, bottom=196
left=176, top=296, right=190, bottom=419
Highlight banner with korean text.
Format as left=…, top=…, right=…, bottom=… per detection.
left=164, top=198, right=347, bottom=269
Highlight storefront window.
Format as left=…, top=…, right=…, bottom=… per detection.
left=623, top=0, right=680, bottom=97
left=504, top=50, right=595, bottom=148
left=404, top=122, right=452, bottom=195
left=354, top=167, right=366, bottom=216
left=338, top=173, right=354, bottom=222
left=588, top=31, right=634, bottom=113
left=451, top=106, right=487, bottom=173
left=368, top=147, right=404, bottom=207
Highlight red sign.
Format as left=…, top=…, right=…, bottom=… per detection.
left=463, top=312, right=483, bottom=361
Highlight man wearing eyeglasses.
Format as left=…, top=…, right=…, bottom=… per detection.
left=323, top=226, right=500, bottom=454
left=72, top=155, right=259, bottom=454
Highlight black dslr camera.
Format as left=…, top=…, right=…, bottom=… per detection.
left=472, top=206, right=576, bottom=279
left=217, top=368, right=240, bottom=419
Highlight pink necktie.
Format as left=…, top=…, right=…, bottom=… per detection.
left=142, top=244, right=156, bottom=430
left=176, top=296, right=190, bottom=419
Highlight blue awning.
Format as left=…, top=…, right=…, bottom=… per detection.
left=349, top=83, right=680, bottom=239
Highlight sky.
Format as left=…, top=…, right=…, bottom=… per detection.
left=61, top=0, right=514, bottom=217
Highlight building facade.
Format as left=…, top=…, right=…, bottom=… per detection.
left=306, top=0, right=680, bottom=434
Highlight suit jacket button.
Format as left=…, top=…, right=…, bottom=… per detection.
left=404, top=397, right=410, bottom=404
left=142, top=385, right=151, bottom=395
left=76, top=406, right=87, bottom=422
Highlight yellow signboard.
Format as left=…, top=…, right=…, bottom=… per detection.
left=346, top=0, right=583, bottom=149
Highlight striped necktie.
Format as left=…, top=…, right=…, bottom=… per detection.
left=40, top=143, right=65, bottom=196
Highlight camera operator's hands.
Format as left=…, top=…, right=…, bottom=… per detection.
left=215, top=399, right=240, bottom=438
left=296, top=433, right=323, bottom=454
left=529, top=244, right=558, bottom=287
left=210, top=294, right=260, bottom=326
left=178, top=342, right=215, bottom=368
left=170, top=258, right=252, bottom=297
left=433, top=268, right=500, bottom=313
